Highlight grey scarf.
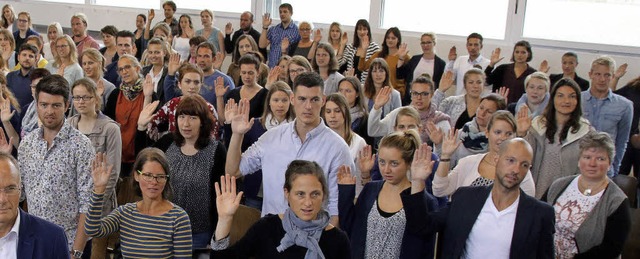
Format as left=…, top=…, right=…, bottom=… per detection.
left=277, top=208, right=330, bottom=259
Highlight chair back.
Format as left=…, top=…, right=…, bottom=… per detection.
left=612, top=174, right=638, bottom=208
left=230, top=205, right=262, bottom=245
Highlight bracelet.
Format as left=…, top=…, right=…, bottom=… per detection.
left=440, top=158, right=451, bottom=162
left=262, top=26, right=269, bottom=30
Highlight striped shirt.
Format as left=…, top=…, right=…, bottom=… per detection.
left=341, top=42, right=381, bottom=83
left=85, top=192, right=192, bottom=258
left=266, top=22, right=301, bottom=68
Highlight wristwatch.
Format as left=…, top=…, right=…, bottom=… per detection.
left=72, top=249, right=83, bottom=259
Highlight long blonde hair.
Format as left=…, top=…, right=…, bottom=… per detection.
left=0, top=73, right=21, bottom=112
left=54, top=35, right=79, bottom=67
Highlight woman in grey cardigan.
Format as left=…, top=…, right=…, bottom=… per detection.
left=433, top=68, right=486, bottom=129
left=543, top=132, right=630, bottom=259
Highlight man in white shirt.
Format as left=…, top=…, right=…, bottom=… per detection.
left=446, top=33, right=491, bottom=96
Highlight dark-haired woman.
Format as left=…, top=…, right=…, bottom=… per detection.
left=485, top=40, right=537, bottom=103
left=226, top=35, right=268, bottom=87
left=221, top=54, right=268, bottom=122
left=358, top=27, right=410, bottom=97
left=340, top=19, right=380, bottom=82
left=313, top=42, right=344, bottom=95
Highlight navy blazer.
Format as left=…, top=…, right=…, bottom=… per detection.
left=17, top=209, right=69, bottom=259
left=141, top=65, right=168, bottom=107
left=402, top=185, right=555, bottom=259
left=339, top=181, right=438, bottom=259
left=398, top=54, right=446, bottom=105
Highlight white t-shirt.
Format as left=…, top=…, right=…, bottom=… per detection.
left=463, top=193, right=519, bottom=259
left=414, top=57, right=435, bottom=80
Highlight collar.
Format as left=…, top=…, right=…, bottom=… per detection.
left=38, top=119, right=72, bottom=141
left=467, top=55, right=486, bottom=64
left=279, top=21, right=296, bottom=30
left=0, top=209, right=20, bottom=239
left=584, top=88, right=612, bottom=101
left=289, top=118, right=327, bottom=139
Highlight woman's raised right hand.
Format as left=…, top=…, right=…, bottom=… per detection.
left=215, top=175, right=243, bottom=218
left=441, top=127, right=460, bottom=159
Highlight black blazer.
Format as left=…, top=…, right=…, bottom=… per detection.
left=398, top=54, right=446, bottom=104
left=550, top=73, right=590, bottom=91
left=141, top=65, right=168, bottom=106
left=402, top=185, right=555, bottom=259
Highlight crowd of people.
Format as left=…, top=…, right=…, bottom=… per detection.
left=0, top=1, right=636, bottom=258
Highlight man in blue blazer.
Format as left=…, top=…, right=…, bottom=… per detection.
left=0, top=151, right=69, bottom=259
left=403, top=138, right=555, bottom=259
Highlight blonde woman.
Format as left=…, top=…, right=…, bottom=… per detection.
left=43, top=22, right=64, bottom=61
left=45, top=35, right=83, bottom=84
left=81, top=48, right=116, bottom=111
left=196, top=9, right=225, bottom=59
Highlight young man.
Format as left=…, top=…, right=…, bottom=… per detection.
left=226, top=72, right=355, bottom=226
left=224, top=11, right=265, bottom=58
left=581, top=56, right=633, bottom=177
left=404, top=138, right=555, bottom=259
left=549, top=52, right=590, bottom=91
left=161, top=0, right=179, bottom=37
left=18, top=75, right=95, bottom=258
left=13, top=35, right=47, bottom=70
left=104, top=30, right=137, bottom=86
left=71, top=13, right=100, bottom=55
left=6, top=43, right=37, bottom=113
left=445, top=33, right=491, bottom=96
left=259, top=3, right=301, bottom=68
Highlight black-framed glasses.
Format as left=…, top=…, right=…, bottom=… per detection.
left=72, top=96, right=94, bottom=102
left=137, top=170, right=169, bottom=183
left=410, top=91, right=431, bottom=98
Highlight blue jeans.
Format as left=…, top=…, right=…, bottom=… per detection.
left=192, top=231, right=213, bottom=249
left=244, top=197, right=263, bottom=211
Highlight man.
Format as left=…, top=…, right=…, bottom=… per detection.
left=12, top=12, right=39, bottom=54
left=104, top=30, right=137, bottom=86
left=224, top=11, right=266, bottom=59
left=549, top=52, right=590, bottom=91
left=226, top=72, right=355, bottom=225
left=161, top=1, right=179, bottom=37
left=165, top=41, right=234, bottom=105
left=6, top=43, right=37, bottom=114
left=581, top=56, right=633, bottom=177
left=13, top=35, right=48, bottom=70
left=445, top=33, right=491, bottom=96
left=403, top=138, right=555, bottom=259
left=0, top=151, right=69, bottom=258
left=18, top=75, right=95, bottom=258
left=70, top=13, right=100, bottom=56
left=259, top=3, right=301, bottom=68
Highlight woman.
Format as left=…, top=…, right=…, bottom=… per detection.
left=363, top=58, right=402, bottom=120
left=515, top=71, right=550, bottom=117
left=12, top=12, right=39, bottom=53
left=211, top=161, right=351, bottom=258
left=313, top=42, right=344, bottom=95
left=433, top=110, right=536, bottom=197
left=0, top=29, right=15, bottom=68
left=160, top=94, right=226, bottom=251
left=449, top=94, right=507, bottom=166
left=0, top=72, right=21, bottom=150
left=68, top=78, right=121, bottom=257
left=277, top=55, right=292, bottom=82
left=223, top=54, right=268, bottom=122
left=286, top=55, right=313, bottom=87
left=338, top=76, right=371, bottom=145
left=80, top=48, right=116, bottom=112
left=324, top=94, right=367, bottom=195
left=368, top=76, right=451, bottom=148
left=43, top=22, right=63, bottom=61
left=485, top=40, right=537, bottom=103
left=141, top=38, right=169, bottom=107
left=359, top=27, right=411, bottom=98
left=338, top=130, right=438, bottom=258
left=341, top=19, right=380, bottom=82
left=173, top=14, right=194, bottom=62
left=134, top=13, right=146, bottom=61
left=1, top=5, right=16, bottom=31
left=0, top=52, right=7, bottom=75
left=435, top=68, right=486, bottom=129
left=399, top=32, right=445, bottom=103
left=99, top=25, right=118, bottom=66
left=518, top=78, right=592, bottom=198
left=149, top=22, right=173, bottom=50
left=226, top=35, right=268, bottom=87
left=196, top=9, right=225, bottom=59
left=544, top=132, right=630, bottom=258
left=615, top=76, right=640, bottom=177
left=328, top=22, right=347, bottom=61
left=21, top=68, right=50, bottom=137
left=45, top=35, right=83, bottom=85
left=284, top=21, right=316, bottom=61
left=86, top=148, right=192, bottom=258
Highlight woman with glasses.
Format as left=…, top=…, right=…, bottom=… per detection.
left=283, top=21, right=316, bottom=61
left=45, top=35, right=83, bottom=85
left=68, top=78, right=121, bottom=258
left=286, top=55, right=312, bottom=87
left=398, top=32, right=445, bottom=104
left=86, top=148, right=192, bottom=258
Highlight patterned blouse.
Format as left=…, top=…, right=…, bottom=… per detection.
left=364, top=200, right=406, bottom=259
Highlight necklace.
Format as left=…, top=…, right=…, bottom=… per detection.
left=482, top=154, right=497, bottom=166
left=578, top=177, right=607, bottom=196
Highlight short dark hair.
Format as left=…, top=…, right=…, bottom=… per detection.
left=293, top=71, right=324, bottom=92
left=480, top=93, right=507, bottom=111
left=100, top=25, right=118, bottom=37
left=30, top=68, right=51, bottom=81
left=196, top=41, right=217, bottom=56
left=279, top=3, right=293, bottom=13
left=137, top=14, right=147, bottom=23
left=189, top=35, right=206, bottom=47
left=238, top=53, right=261, bottom=71
left=284, top=160, right=327, bottom=201
left=411, top=76, right=435, bottom=92
left=162, top=1, right=177, bottom=12
left=132, top=147, right=173, bottom=200
left=511, top=40, right=533, bottom=62
left=467, top=32, right=483, bottom=45
left=18, top=43, right=38, bottom=56
left=116, top=30, right=135, bottom=46
left=35, top=75, right=70, bottom=104
left=173, top=95, right=215, bottom=150
left=562, top=52, right=578, bottom=62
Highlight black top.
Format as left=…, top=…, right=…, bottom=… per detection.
left=455, top=108, right=473, bottom=129
left=550, top=73, right=590, bottom=92
left=485, top=63, right=537, bottom=103
left=614, top=85, right=640, bottom=136
left=224, top=27, right=268, bottom=61
left=211, top=214, right=351, bottom=259
left=225, top=87, right=268, bottom=118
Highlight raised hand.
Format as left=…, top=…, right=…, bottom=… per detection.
left=425, top=121, right=444, bottom=145
left=142, top=74, right=154, bottom=97
left=168, top=53, right=181, bottom=75
left=215, top=76, right=229, bottom=98
left=313, top=29, right=322, bottom=42
left=440, top=128, right=460, bottom=159
left=357, top=145, right=375, bottom=178
left=411, top=144, right=435, bottom=182
left=397, top=43, right=409, bottom=57
left=343, top=67, right=355, bottom=77
left=230, top=98, right=254, bottom=134
left=215, top=174, right=243, bottom=218
left=91, top=152, right=114, bottom=194
left=340, top=32, right=349, bottom=46
left=0, top=128, right=13, bottom=155
left=361, top=35, right=370, bottom=49
left=0, top=94, right=15, bottom=123
left=266, top=66, right=282, bottom=86
left=57, top=63, right=66, bottom=76
left=337, top=165, right=356, bottom=185
left=373, top=86, right=392, bottom=110
left=448, top=46, right=457, bottom=61
left=280, top=37, right=290, bottom=52
left=213, top=52, right=224, bottom=70
left=96, top=80, right=105, bottom=97
left=615, top=63, right=628, bottom=79
left=516, top=104, right=532, bottom=136
left=438, top=71, right=454, bottom=92
left=137, top=100, right=159, bottom=130
left=148, top=9, right=155, bottom=21
left=224, top=99, right=238, bottom=124
left=490, top=47, right=504, bottom=66
left=539, top=59, right=550, bottom=73
left=225, top=22, right=233, bottom=35
left=262, top=13, right=272, bottom=28
left=495, top=86, right=509, bottom=100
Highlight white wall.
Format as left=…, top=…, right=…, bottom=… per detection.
left=10, top=1, right=640, bottom=87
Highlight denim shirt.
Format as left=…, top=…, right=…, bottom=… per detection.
left=581, top=90, right=633, bottom=176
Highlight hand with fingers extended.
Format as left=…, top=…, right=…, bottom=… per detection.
left=0, top=128, right=13, bottom=155
left=280, top=37, right=290, bottom=52
left=357, top=145, right=375, bottom=180
left=495, top=86, right=510, bottom=100
left=614, top=63, right=628, bottom=79
left=448, top=46, right=457, bottom=61
left=215, top=77, right=230, bottom=98
left=340, top=32, right=349, bottom=47
left=57, top=63, right=66, bottom=76
left=168, top=53, right=181, bottom=75
left=490, top=47, right=504, bottom=67
left=516, top=104, right=532, bottom=137
left=213, top=52, right=224, bottom=70
left=224, top=99, right=238, bottom=125
left=440, top=128, right=461, bottom=159
left=373, top=86, right=392, bottom=110
left=539, top=60, right=550, bottom=73
left=215, top=174, right=244, bottom=219
left=411, top=144, right=435, bottom=182
left=343, top=67, right=355, bottom=78
left=337, top=165, right=356, bottom=185
left=142, top=74, right=154, bottom=98
left=313, top=29, right=322, bottom=43
left=148, top=9, right=155, bottom=21
left=137, top=100, right=159, bottom=130
left=91, top=153, right=114, bottom=194
left=262, top=13, right=272, bottom=28
left=438, top=71, right=454, bottom=92
left=225, top=22, right=233, bottom=35
left=230, top=98, right=254, bottom=134
left=425, top=121, right=444, bottom=145
left=0, top=95, right=15, bottom=123
left=397, top=43, right=409, bottom=58
left=266, top=66, right=282, bottom=86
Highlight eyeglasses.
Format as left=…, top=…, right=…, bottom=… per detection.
left=420, top=41, right=434, bottom=45
left=0, top=186, right=20, bottom=196
left=299, top=28, right=311, bottom=32
left=56, top=45, right=69, bottom=49
left=117, top=64, right=133, bottom=73
left=137, top=170, right=169, bottom=183
left=289, top=68, right=306, bottom=75
left=411, top=91, right=431, bottom=98
left=17, top=19, right=28, bottom=23
left=72, top=96, right=94, bottom=102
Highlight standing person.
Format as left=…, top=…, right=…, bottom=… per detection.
left=86, top=148, right=192, bottom=258
left=581, top=56, right=632, bottom=177
left=548, top=52, right=590, bottom=91
left=398, top=32, right=445, bottom=104
left=225, top=72, right=355, bottom=225
left=43, top=22, right=64, bottom=61
left=45, top=35, right=83, bottom=85
left=133, top=14, right=146, bottom=61
left=313, top=42, right=344, bottom=95
left=173, top=14, right=194, bottom=62
left=104, top=30, right=137, bottom=87
left=341, top=19, right=380, bottom=83
left=70, top=13, right=100, bottom=56
left=1, top=4, right=16, bottom=31
left=0, top=29, right=15, bottom=68
left=221, top=54, right=268, bottom=122
left=283, top=21, right=316, bottom=61
left=68, top=78, right=121, bottom=259
left=224, top=11, right=263, bottom=57
left=6, top=43, right=37, bottom=113
left=328, top=22, right=347, bottom=62
left=18, top=74, right=95, bottom=258
left=99, top=25, right=118, bottom=66
left=12, top=12, right=39, bottom=54
left=141, top=38, right=169, bottom=107
left=358, top=27, right=410, bottom=97
left=485, top=40, right=537, bottom=103
left=20, top=68, right=50, bottom=137
left=157, top=1, right=179, bottom=37
left=404, top=138, right=555, bottom=259
left=615, top=75, right=640, bottom=177
left=446, top=33, right=491, bottom=96
left=196, top=9, right=225, bottom=59
left=259, top=3, right=301, bottom=68
left=81, top=48, right=116, bottom=111
left=226, top=35, right=268, bottom=87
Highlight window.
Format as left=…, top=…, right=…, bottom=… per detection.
left=523, top=0, right=640, bottom=48
left=266, top=0, right=371, bottom=27
left=173, top=0, right=251, bottom=13
left=382, top=0, right=510, bottom=39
